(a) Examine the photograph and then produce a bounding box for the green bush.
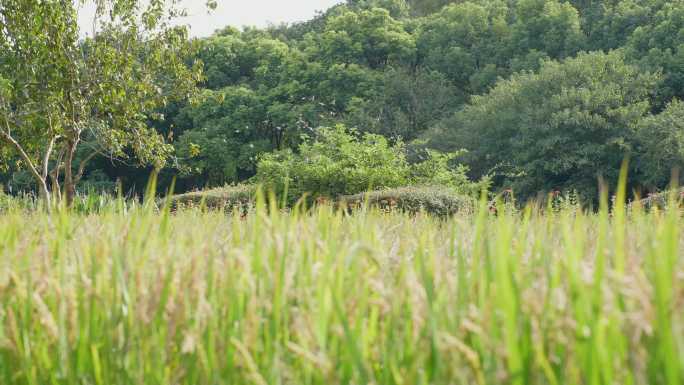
[167,184,255,212]
[341,185,475,217]
[254,125,482,203]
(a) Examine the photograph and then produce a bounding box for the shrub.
[254,125,481,203]
[340,185,475,216]
[166,184,255,212]
[410,149,487,194]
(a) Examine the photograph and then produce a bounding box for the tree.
[347,0,411,18]
[346,68,461,140]
[174,87,275,186]
[511,0,585,58]
[572,0,658,51]
[406,0,457,16]
[416,1,513,93]
[0,0,204,206]
[306,6,416,69]
[416,0,585,94]
[172,26,391,190]
[197,33,250,89]
[626,1,684,105]
[428,51,659,200]
[634,99,684,189]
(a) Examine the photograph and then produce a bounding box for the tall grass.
[0,195,682,384]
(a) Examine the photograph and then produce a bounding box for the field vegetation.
[0,186,683,385]
[1,1,684,384]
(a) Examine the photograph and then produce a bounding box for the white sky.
[78,0,345,38]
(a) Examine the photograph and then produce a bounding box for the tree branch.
[0,122,44,186]
[42,135,56,180]
[50,147,66,177]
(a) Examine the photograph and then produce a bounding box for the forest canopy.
[2,0,684,203]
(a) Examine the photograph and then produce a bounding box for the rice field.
[0,195,682,385]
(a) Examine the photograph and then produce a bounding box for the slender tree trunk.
[63,140,78,206]
[50,148,65,203]
[50,172,61,202]
[37,179,51,208]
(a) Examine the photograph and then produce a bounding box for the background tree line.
[2,0,684,203]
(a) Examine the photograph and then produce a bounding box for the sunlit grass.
[0,195,682,384]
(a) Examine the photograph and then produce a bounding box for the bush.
[340,185,475,217]
[167,184,255,212]
[254,125,482,203]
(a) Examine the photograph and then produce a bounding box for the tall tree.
[416,0,513,93]
[306,6,416,69]
[428,51,659,199]
[511,0,585,58]
[0,0,204,206]
[626,1,684,105]
[634,100,684,189]
[406,0,457,16]
[346,68,461,140]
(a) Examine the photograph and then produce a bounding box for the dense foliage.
[0,0,202,205]
[253,125,483,203]
[430,51,659,198]
[2,0,684,203]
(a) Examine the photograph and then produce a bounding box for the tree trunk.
[63,140,77,206]
[50,148,65,203]
[38,179,51,209]
[50,171,61,203]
